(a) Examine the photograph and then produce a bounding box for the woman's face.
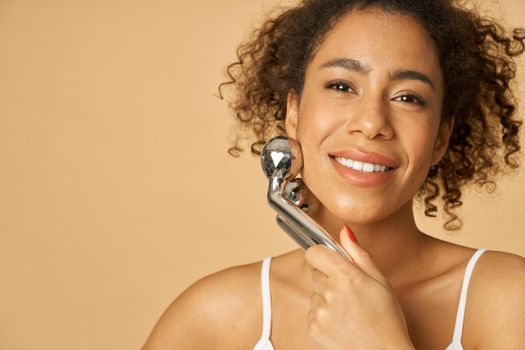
[285,8,452,225]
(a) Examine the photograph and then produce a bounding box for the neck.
[310,200,433,287]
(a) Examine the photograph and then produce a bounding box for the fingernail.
[344,224,357,243]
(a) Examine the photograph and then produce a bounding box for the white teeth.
[363,163,374,173]
[335,156,390,173]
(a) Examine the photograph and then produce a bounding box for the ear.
[431,118,454,166]
[285,90,299,139]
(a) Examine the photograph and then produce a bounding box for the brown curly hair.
[219,0,525,230]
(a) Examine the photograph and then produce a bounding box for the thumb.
[340,225,389,286]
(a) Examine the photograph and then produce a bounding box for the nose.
[345,98,394,140]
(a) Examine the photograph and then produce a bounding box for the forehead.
[309,8,442,86]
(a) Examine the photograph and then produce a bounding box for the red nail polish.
[344,224,358,243]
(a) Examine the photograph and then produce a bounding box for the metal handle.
[261,136,351,260]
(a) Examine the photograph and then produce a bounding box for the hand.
[304,226,415,350]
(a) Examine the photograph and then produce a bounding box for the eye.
[394,93,426,107]
[324,80,354,93]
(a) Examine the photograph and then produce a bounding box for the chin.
[304,174,410,226]
[337,207,391,225]
[316,194,393,226]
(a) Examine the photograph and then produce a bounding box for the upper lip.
[330,148,399,168]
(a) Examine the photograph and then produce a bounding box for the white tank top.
[253,248,487,350]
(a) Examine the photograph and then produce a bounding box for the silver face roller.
[261,136,350,259]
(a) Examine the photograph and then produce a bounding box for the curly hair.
[219,0,525,230]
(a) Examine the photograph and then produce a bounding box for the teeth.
[363,163,374,173]
[335,157,391,173]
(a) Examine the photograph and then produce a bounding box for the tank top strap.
[450,248,488,344]
[259,257,273,339]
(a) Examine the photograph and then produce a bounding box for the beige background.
[0,0,524,349]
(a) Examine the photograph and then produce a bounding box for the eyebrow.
[390,69,435,90]
[320,58,372,74]
[319,58,435,90]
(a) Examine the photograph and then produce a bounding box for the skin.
[142,8,525,350]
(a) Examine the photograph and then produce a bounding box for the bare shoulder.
[469,249,525,349]
[142,259,264,350]
[473,249,525,294]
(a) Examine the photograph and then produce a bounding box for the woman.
[143,0,525,349]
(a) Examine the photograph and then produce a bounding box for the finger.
[311,268,330,295]
[340,225,388,285]
[304,244,359,277]
[309,292,325,316]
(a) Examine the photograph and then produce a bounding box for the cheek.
[294,108,338,198]
[402,120,439,181]
[296,101,340,138]
[296,105,340,163]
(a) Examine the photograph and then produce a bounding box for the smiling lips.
[329,149,399,187]
[334,156,391,172]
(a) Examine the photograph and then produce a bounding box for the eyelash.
[394,93,427,107]
[324,80,354,93]
[323,80,426,107]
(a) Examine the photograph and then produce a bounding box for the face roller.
[261,136,351,259]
